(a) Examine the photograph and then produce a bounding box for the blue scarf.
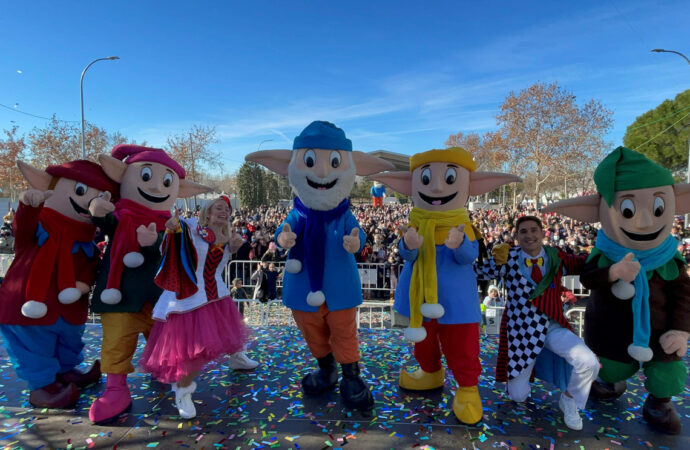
[290,197,351,292]
[595,230,678,349]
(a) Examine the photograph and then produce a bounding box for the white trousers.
[506,321,599,409]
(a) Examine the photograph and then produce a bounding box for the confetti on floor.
[0,324,688,449]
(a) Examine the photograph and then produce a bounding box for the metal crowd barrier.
[565,307,586,337]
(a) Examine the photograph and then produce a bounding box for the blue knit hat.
[293,121,352,151]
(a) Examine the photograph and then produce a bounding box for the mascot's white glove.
[659,330,690,357]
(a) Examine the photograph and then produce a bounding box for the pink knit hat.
[46,160,119,200]
[111,144,186,178]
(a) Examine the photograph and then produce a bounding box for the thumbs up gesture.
[444,224,465,249]
[343,228,361,253]
[609,252,640,283]
[402,226,424,250]
[137,222,158,247]
[277,223,297,249]
[89,191,115,217]
[165,209,181,231]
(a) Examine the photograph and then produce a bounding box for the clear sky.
[1,1,689,174]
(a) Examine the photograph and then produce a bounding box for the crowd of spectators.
[4,201,690,300]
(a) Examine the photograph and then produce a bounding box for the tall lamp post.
[652,48,690,226]
[80,56,119,159]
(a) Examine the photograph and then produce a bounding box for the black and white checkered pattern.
[504,248,549,379]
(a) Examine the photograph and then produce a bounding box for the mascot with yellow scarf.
[371,147,520,425]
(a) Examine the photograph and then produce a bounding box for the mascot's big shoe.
[452,385,483,425]
[399,367,445,391]
[89,374,132,424]
[29,381,80,408]
[339,362,374,413]
[57,360,102,388]
[643,394,681,435]
[590,380,627,400]
[302,353,338,395]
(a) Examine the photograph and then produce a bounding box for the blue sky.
[2,1,689,174]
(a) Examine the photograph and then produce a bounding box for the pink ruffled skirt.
[139,296,248,383]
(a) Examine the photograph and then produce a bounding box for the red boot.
[89,373,132,424]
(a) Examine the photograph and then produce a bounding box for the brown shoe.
[57,360,102,388]
[590,380,626,400]
[29,381,80,409]
[643,395,681,435]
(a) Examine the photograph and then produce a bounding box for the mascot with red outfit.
[0,160,117,408]
[87,144,211,424]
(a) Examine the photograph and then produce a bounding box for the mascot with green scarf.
[544,146,690,435]
[371,147,519,425]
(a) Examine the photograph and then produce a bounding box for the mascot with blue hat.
[246,121,393,414]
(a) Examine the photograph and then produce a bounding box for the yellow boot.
[452,385,483,425]
[399,367,445,391]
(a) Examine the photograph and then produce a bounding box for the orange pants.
[372,197,383,207]
[292,304,360,364]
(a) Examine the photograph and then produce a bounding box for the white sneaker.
[172,381,197,419]
[559,393,583,430]
[228,351,259,370]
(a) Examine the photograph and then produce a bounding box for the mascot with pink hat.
[0,160,117,408]
[87,144,211,424]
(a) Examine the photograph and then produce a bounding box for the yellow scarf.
[408,207,475,329]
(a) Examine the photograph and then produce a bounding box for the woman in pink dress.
[140,196,248,418]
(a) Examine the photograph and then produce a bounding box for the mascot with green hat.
[544,146,690,435]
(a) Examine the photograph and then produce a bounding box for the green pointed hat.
[594,146,674,207]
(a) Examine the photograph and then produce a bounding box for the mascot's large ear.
[674,183,690,214]
[245,150,292,177]
[17,161,52,190]
[368,171,412,196]
[178,180,213,198]
[98,154,128,182]
[542,195,601,223]
[352,151,395,176]
[469,172,522,196]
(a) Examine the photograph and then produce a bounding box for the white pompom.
[123,252,145,268]
[404,326,427,343]
[285,259,302,274]
[58,287,82,304]
[611,280,635,300]
[627,344,653,362]
[306,290,325,307]
[101,289,122,305]
[420,303,445,319]
[21,300,47,319]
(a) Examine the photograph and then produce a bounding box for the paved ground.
[0,325,688,449]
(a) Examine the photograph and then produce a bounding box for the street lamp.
[80,56,119,159]
[651,48,690,226]
[257,139,274,151]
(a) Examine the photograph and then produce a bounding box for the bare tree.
[166,125,221,183]
[496,82,612,206]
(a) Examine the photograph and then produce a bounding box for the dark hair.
[515,215,542,231]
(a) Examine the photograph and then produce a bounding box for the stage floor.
[0,325,688,449]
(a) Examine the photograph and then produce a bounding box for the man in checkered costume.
[475,215,599,430]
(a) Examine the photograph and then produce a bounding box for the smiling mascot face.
[288,148,356,211]
[410,161,471,211]
[542,146,690,251]
[17,160,118,223]
[119,161,181,212]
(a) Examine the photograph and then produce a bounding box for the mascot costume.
[371,147,519,425]
[544,147,690,435]
[0,160,117,408]
[370,181,386,207]
[245,121,393,414]
[88,144,211,424]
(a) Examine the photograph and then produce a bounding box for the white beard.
[288,153,356,211]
